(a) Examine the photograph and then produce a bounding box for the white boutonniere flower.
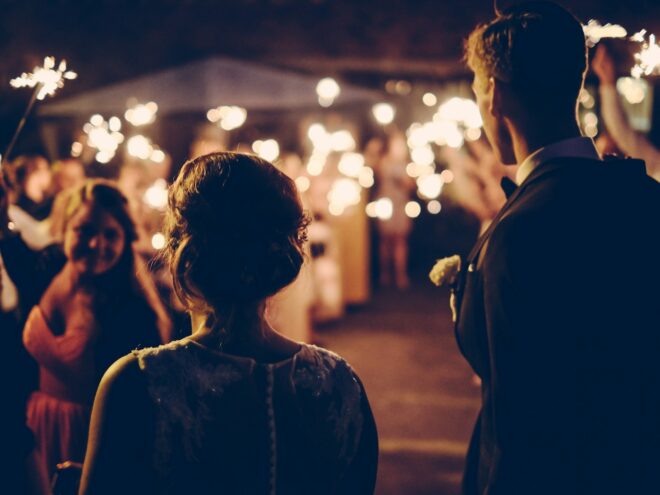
[429,255,462,323]
[429,255,461,287]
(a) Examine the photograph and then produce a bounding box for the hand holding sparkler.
[592,45,616,86]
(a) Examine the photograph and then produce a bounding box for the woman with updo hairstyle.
[0,179,170,478]
[80,152,378,495]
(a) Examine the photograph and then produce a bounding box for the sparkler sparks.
[631,29,647,43]
[402,95,482,208]
[583,20,627,47]
[2,56,77,167]
[630,31,660,79]
[83,114,124,164]
[10,57,77,100]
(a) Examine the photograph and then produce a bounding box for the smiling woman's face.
[64,204,126,275]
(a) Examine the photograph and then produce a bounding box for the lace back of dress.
[292,346,365,469]
[134,341,243,476]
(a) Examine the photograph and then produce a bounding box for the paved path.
[319,285,481,495]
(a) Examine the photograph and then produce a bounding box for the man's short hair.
[466,2,587,111]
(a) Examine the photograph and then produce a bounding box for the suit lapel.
[454,157,594,369]
[466,181,525,266]
[466,158,589,267]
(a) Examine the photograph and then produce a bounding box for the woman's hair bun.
[164,152,308,309]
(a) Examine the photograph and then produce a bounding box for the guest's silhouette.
[80,152,378,495]
[457,3,660,494]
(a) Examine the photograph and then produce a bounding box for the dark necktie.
[500,176,518,199]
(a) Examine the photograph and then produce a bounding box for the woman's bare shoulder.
[95,353,147,407]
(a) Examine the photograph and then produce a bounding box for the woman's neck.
[190,307,267,344]
[188,306,301,359]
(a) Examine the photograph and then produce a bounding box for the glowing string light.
[427,200,442,214]
[338,152,365,178]
[207,105,247,130]
[84,114,124,164]
[252,139,280,162]
[125,101,158,126]
[151,233,166,250]
[616,77,648,104]
[366,198,393,220]
[372,103,396,125]
[295,176,311,192]
[417,174,444,199]
[127,135,154,160]
[316,78,341,107]
[144,179,169,210]
[405,201,422,218]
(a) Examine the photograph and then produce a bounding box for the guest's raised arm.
[593,45,660,179]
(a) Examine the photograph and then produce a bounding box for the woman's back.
[80,152,378,494]
[82,339,377,495]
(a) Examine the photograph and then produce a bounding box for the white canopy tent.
[39,56,380,116]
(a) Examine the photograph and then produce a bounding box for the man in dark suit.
[457,3,660,494]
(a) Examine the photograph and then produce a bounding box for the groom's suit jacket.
[455,156,660,495]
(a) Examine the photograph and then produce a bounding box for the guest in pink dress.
[1,180,170,477]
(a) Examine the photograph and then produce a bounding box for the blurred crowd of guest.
[2,42,659,491]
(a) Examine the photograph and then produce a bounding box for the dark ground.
[319,283,480,495]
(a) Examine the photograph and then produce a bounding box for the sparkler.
[583,20,627,47]
[630,31,660,79]
[2,57,77,170]
[84,114,124,164]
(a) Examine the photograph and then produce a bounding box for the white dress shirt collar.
[516,136,601,185]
